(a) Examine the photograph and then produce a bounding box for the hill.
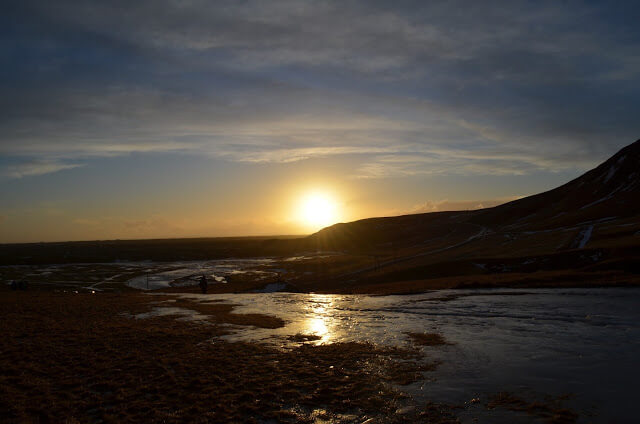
[2,140,639,293]
[291,139,640,292]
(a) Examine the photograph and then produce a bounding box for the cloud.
[408,197,523,213]
[21,0,637,81]
[216,146,393,164]
[1,160,84,179]
[349,141,602,179]
[1,0,639,179]
[121,216,185,236]
[65,214,302,240]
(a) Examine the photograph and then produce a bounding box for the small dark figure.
[9,280,18,291]
[199,275,208,294]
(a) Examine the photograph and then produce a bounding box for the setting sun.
[298,192,339,230]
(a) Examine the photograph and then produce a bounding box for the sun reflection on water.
[302,294,338,344]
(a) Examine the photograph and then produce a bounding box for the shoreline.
[0,290,455,423]
[2,288,596,423]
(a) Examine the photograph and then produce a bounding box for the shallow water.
[174,288,640,422]
[126,258,273,290]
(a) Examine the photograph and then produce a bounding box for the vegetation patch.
[147,296,285,329]
[487,392,578,424]
[0,290,448,423]
[406,332,450,346]
[287,333,322,343]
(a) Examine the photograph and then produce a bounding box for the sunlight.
[297,191,339,230]
[303,295,335,343]
[307,316,329,338]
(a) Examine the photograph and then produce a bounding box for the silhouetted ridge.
[470,139,640,229]
[309,138,640,250]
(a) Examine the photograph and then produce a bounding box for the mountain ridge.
[312,139,640,246]
[2,140,639,294]
[294,139,640,292]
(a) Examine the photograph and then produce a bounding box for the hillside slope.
[2,140,639,293]
[471,139,640,230]
[295,139,640,292]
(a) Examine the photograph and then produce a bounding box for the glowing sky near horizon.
[1,1,640,242]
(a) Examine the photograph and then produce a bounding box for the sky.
[1,0,639,243]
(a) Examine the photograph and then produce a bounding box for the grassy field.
[0,289,457,423]
[1,287,584,423]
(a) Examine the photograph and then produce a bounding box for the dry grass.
[405,332,450,346]
[0,290,451,423]
[287,333,322,343]
[151,296,285,328]
[339,269,640,295]
[487,392,578,424]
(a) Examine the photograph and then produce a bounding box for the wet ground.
[125,258,276,290]
[3,258,639,422]
[0,258,284,292]
[154,288,640,423]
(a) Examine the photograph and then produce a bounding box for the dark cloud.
[1,0,639,177]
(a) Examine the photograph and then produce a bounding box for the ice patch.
[126,259,272,290]
[132,306,208,321]
[201,288,640,423]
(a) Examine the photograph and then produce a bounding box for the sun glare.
[298,192,338,230]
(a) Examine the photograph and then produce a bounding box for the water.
[126,258,274,290]
[169,288,640,422]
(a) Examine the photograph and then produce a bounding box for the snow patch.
[604,165,617,183]
[603,155,626,183]
[580,195,612,210]
[577,225,594,249]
